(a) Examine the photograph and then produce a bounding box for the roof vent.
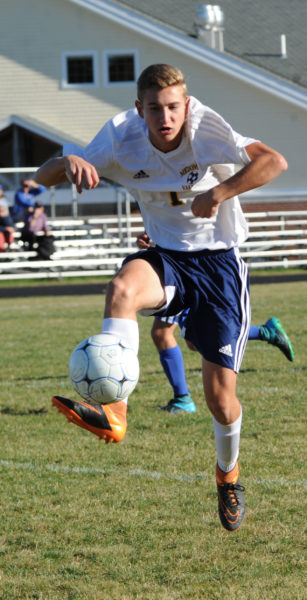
[194,4,224,51]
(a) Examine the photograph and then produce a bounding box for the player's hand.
[136,232,151,249]
[191,189,220,219]
[64,155,99,194]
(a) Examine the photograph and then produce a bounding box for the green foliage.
[0,282,306,599]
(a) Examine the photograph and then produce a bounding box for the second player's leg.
[151,319,178,350]
[151,319,196,413]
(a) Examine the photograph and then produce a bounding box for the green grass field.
[1,281,306,599]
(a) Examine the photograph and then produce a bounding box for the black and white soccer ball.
[69,333,139,404]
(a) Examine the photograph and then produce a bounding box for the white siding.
[0,0,306,187]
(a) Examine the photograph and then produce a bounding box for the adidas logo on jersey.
[133,170,150,179]
[218,344,233,357]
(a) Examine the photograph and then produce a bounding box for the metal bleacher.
[240,210,307,269]
[0,214,144,280]
[0,210,306,281]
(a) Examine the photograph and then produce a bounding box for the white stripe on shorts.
[233,247,251,372]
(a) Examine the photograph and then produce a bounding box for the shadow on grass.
[1,407,48,416]
[240,365,305,373]
[0,374,68,382]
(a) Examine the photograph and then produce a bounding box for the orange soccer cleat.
[52,395,127,443]
[216,462,246,531]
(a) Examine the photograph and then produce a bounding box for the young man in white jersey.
[35,64,288,531]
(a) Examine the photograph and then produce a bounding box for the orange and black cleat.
[52,395,127,443]
[216,462,245,531]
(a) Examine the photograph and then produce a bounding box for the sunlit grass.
[0,281,306,599]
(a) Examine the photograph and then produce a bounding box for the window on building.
[103,50,138,85]
[67,56,93,84]
[62,52,98,88]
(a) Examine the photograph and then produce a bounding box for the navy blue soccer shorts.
[123,245,250,372]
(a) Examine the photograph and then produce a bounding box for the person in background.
[21,201,51,249]
[21,201,54,259]
[0,184,9,210]
[11,179,46,223]
[0,201,15,252]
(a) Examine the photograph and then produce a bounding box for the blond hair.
[137,64,187,101]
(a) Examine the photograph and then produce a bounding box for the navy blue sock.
[159,345,189,397]
[248,325,260,340]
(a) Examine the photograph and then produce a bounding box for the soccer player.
[35,64,288,530]
[152,313,295,413]
[137,233,295,414]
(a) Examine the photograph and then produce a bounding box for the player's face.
[136,85,189,152]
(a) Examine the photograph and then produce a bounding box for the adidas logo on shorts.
[218,344,233,357]
[133,170,150,179]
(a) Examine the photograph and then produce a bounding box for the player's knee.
[151,330,169,351]
[106,276,137,311]
[151,324,175,351]
[205,390,238,424]
[151,326,163,347]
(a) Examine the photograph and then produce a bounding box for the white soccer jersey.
[64,96,257,251]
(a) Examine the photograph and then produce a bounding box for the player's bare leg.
[53,259,166,443]
[202,360,240,424]
[202,360,245,531]
[151,320,178,350]
[104,258,166,319]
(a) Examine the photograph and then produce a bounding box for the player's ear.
[135,100,144,118]
[185,96,190,117]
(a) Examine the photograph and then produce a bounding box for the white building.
[1,0,307,194]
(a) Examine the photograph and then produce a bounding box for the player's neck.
[148,129,184,153]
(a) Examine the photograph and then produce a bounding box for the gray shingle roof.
[115,0,307,89]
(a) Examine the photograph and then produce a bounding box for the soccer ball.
[69,333,139,404]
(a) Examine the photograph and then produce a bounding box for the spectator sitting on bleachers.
[0,184,9,210]
[11,179,46,223]
[21,201,55,259]
[0,200,15,252]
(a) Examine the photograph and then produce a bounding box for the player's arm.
[23,179,41,189]
[35,155,100,194]
[191,142,288,218]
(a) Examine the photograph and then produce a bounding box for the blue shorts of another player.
[156,308,190,329]
[123,246,250,372]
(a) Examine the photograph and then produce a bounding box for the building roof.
[67,0,307,109]
[114,0,307,90]
[0,115,85,147]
